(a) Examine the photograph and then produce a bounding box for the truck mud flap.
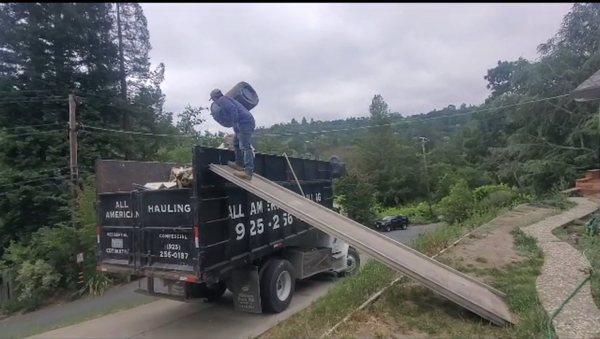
[228,266,262,313]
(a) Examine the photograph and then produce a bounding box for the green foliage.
[334,170,377,225]
[14,259,61,309]
[0,223,107,312]
[436,180,474,223]
[586,212,600,237]
[378,201,436,224]
[176,105,207,140]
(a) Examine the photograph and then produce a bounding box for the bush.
[478,190,516,210]
[379,201,437,224]
[473,184,521,211]
[473,183,513,202]
[1,223,112,313]
[15,259,61,309]
[436,180,474,223]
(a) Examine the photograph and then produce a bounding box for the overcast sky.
[142,3,572,133]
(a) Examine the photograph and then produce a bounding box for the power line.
[0,96,66,104]
[74,93,574,140]
[0,89,61,94]
[60,92,577,143]
[80,124,196,138]
[1,122,63,131]
[255,94,572,137]
[0,129,65,137]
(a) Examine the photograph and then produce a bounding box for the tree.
[334,170,376,224]
[176,105,206,140]
[0,3,170,251]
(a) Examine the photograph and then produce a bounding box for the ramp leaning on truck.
[210,164,514,326]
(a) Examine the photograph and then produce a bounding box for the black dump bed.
[97,147,342,282]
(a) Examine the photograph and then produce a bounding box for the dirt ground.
[439,204,556,277]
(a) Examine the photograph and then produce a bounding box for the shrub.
[1,223,112,313]
[15,259,61,309]
[436,180,474,223]
[379,201,437,224]
[477,190,516,210]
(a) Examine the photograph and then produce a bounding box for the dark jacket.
[212,95,255,133]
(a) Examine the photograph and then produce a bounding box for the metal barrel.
[225,82,259,110]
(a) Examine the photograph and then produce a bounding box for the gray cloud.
[142,3,572,133]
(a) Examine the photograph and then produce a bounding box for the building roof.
[572,68,600,102]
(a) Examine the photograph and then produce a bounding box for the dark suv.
[374,215,410,232]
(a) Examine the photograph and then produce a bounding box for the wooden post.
[69,93,79,228]
[418,136,433,215]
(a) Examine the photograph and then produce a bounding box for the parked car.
[374,215,410,232]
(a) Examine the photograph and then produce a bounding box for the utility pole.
[418,136,433,215]
[68,93,79,228]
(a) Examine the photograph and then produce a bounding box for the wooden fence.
[0,270,15,304]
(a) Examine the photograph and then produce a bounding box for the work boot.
[233,170,253,180]
[227,161,244,172]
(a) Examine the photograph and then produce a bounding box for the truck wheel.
[188,281,227,302]
[344,247,361,276]
[260,259,295,313]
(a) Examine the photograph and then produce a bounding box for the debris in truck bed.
[143,181,178,190]
[170,166,194,188]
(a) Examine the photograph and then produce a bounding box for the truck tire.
[260,259,295,313]
[342,246,360,276]
[188,281,227,302]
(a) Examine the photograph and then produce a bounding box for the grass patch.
[262,261,394,338]
[413,207,505,255]
[334,228,553,338]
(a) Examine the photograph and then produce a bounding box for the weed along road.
[29,224,440,339]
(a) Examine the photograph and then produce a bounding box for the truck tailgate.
[138,189,196,271]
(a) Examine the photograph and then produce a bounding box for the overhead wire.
[73,93,574,140]
[1,122,63,131]
[0,129,66,137]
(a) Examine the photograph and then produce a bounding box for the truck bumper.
[97,264,200,283]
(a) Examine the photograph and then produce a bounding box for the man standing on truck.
[210,89,256,180]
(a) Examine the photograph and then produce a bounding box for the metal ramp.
[210,164,514,325]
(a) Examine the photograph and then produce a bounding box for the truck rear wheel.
[339,246,360,277]
[260,259,295,313]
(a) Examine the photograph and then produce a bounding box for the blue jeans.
[234,130,254,175]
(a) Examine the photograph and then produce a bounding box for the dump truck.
[96,146,358,313]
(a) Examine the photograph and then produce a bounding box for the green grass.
[263,261,395,338]
[413,207,505,255]
[334,228,553,339]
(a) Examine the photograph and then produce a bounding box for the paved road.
[383,223,443,245]
[31,275,338,339]
[23,224,441,339]
[0,280,155,339]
